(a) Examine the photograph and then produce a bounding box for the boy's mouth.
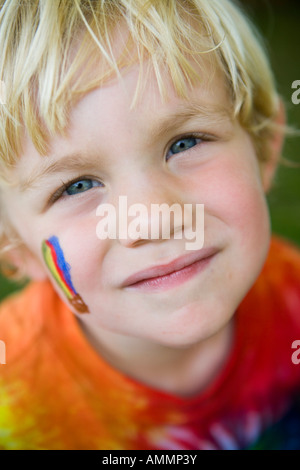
[122,247,219,292]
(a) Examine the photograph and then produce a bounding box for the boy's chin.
[134,305,236,350]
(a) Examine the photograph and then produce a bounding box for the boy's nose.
[113,175,185,248]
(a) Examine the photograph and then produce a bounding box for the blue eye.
[65,179,102,196]
[167,137,200,159]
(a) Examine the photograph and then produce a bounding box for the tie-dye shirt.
[0,237,300,450]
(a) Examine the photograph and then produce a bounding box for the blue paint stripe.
[48,236,77,295]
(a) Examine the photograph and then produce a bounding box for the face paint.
[42,236,89,314]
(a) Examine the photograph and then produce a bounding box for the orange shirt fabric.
[0,236,300,450]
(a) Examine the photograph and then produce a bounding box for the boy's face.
[4,58,272,348]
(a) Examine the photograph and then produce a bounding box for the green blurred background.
[246,0,300,244]
[0,0,299,301]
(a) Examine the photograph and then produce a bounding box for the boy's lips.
[122,247,219,290]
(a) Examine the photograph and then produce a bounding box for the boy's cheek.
[197,160,271,261]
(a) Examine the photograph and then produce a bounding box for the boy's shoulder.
[236,235,300,391]
[0,280,60,364]
[268,235,300,269]
[243,235,300,328]
[263,236,300,298]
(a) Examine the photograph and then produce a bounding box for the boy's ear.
[260,99,286,193]
[5,245,48,281]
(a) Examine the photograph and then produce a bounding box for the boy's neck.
[77,318,234,398]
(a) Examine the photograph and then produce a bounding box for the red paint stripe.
[46,240,76,297]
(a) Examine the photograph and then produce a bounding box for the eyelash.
[166,132,212,160]
[48,133,213,204]
[48,176,104,204]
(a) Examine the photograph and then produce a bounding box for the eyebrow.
[19,154,97,192]
[19,102,233,192]
[152,102,233,140]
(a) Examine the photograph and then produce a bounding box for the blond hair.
[0,0,281,275]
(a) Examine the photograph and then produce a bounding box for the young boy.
[0,0,300,450]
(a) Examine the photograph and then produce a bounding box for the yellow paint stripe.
[43,243,73,300]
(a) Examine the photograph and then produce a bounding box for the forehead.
[15,56,232,173]
[72,55,229,125]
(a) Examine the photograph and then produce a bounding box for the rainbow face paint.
[42,236,89,314]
